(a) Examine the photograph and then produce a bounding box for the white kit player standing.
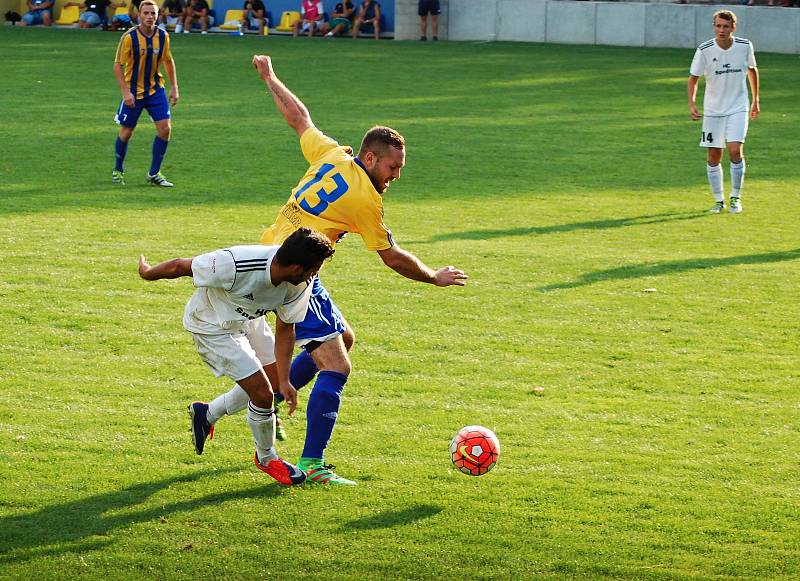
[688,10,760,214]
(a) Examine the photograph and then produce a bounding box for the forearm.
[114,63,131,96]
[264,74,312,134]
[164,58,178,90]
[687,76,698,107]
[274,319,296,386]
[379,245,436,284]
[749,68,759,102]
[139,257,193,280]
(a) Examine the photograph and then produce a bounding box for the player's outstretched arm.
[252,54,313,137]
[138,255,193,280]
[377,245,468,287]
[274,318,299,416]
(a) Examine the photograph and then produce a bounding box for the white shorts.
[700,111,748,148]
[191,317,276,382]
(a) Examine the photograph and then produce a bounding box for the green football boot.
[297,457,357,486]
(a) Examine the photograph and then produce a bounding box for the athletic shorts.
[418,0,440,16]
[163,15,181,25]
[191,317,277,381]
[700,111,748,148]
[115,87,171,128]
[329,16,351,32]
[79,11,102,25]
[22,9,50,24]
[295,276,346,348]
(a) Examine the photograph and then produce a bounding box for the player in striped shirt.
[138,227,335,485]
[688,10,759,214]
[112,0,179,187]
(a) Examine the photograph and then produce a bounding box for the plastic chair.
[55,4,80,24]
[219,9,244,30]
[274,10,299,32]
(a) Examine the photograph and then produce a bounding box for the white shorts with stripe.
[191,317,276,382]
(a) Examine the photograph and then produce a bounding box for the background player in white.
[138,227,335,486]
[688,10,759,214]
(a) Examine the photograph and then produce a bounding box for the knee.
[157,126,171,141]
[342,327,355,352]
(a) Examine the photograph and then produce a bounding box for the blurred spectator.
[19,0,53,26]
[321,0,353,37]
[241,0,267,34]
[351,0,380,40]
[111,0,141,30]
[418,0,438,41]
[177,0,212,33]
[159,0,183,28]
[64,0,125,28]
[293,0,324,37]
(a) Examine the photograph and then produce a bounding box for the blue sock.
[275,350,319,405]
[114,137,128,172]
[301,370,347,459]
[149,136,169,176]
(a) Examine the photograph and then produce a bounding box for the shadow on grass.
[340,504,442,531]
[421,211,705,243]
[538,248,800,291]
[0,468,282,564]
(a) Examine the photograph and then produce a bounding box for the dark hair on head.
[357,126,405,158]
[275,227,335,270]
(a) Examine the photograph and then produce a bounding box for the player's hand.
[433,265,468,287]
[123,90,135,108]
[252,54,273,81]
[169,87,179,106]
[689,104,701,121]
[138,255,153,279]
[750,100,760,120]
[278,382,298,416]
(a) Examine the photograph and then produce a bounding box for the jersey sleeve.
[191,249,236,290]
[300,127,341,165]
[689,48,704,77]
[352,199,394,251]
[114,33,132,65]
[276,282,313,324]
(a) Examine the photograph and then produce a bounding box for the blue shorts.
[295,277,346,348]
[113,14,133,24]
[22,9,50,24]
[79,11,102,25]
[115,87,171,128]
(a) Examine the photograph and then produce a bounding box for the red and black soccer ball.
[450,425,500,476]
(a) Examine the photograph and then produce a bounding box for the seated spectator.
[351,0,379,40]
[110,0,141,30]
[64,0,124,28]
[159,0,183,28]
[241,0,267,35]
[320,0,353,37]
[177,0,212,33]
[19,0,53,26]
[292,0,324,37]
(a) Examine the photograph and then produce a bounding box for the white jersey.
[690,37,756,117]
[183,245,312,335]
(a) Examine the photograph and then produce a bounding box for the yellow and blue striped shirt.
[114,26,172,100]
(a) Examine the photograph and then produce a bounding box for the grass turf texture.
[1,27,799,579]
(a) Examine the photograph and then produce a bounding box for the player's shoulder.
[733,36,752,46]
[697,38,715,51]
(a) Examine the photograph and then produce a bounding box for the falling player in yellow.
[189,54,468,486]
[112,0,179,187]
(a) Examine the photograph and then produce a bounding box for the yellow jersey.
[114,26,172,100]
[261,127,394,252]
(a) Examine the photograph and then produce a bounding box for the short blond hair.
[713,10,736,25]
[140,0,159,11]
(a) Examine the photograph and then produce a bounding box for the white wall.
[442,0,800,54]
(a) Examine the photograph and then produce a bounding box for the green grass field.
[1,27,799,579]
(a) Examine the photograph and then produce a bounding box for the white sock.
[207,384,249,423]
[248,402,278,464]
[707,163,724,202]
[730,159,745,198]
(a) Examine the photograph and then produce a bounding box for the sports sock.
[730,159,745,198]
[114,137,128,172]
[208,384,249,423]
[248,402,278,464]
[301,370,348,459]
[707,163,724,202]
[149,136,169,176]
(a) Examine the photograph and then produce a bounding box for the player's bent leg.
[188,401,215,455]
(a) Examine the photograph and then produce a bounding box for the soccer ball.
[450,425,500,476]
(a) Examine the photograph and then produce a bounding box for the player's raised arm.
[252,54,313,137]
[138,255,193,280]
[377,245,468,287]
